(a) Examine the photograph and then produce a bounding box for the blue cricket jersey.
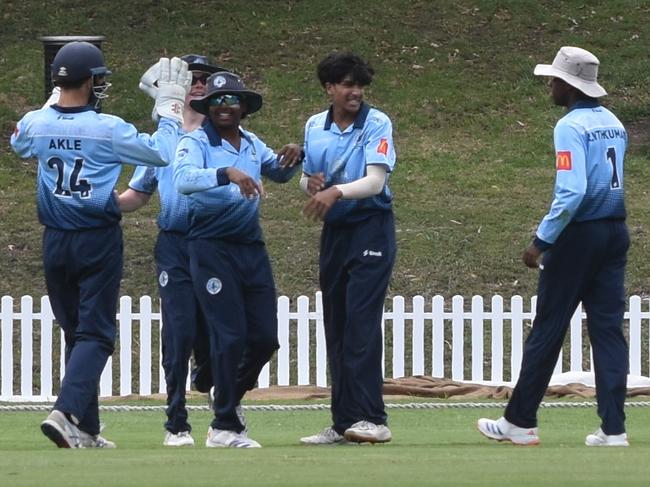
[536,101,627,246]
[173,120,299,242]
[303,102,396,224]
[10,104,179,230]
[128,125,190,233]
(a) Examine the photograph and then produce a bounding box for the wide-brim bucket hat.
[533,46,607,98]
[180,54,228,74]
[190,71,263,116]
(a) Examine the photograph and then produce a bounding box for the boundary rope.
[2,401,650,412]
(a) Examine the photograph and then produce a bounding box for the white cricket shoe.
[585,428,629,447]
[205,427,261,448]
[40,410,83,448]
[164,430,195,447]
[77,429,116,448]
[344,421,392,444]
[477,417,540,446]
[300,427,348,445]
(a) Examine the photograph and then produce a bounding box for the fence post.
[296,295,310,385]
[392,296,405,378]
[451,295,464,381]
[570,303,583,372]
[432,295,445,378]
[490,296,504,383]
[470,295,484,382]
[40,297,54,398]
[139,296,153,396]
[629,295,642,376]
[510,295,524,382]
[412,296,425,376]
[20,296,34,397]
[1,296,14,398]
[315,291,327,387]
[276,296,290,386]
[158,300,165,394]
[118,296,132,396]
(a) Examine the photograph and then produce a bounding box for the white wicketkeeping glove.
[138,60,160,100]
[42,86,61,109]
[152,57,191,124]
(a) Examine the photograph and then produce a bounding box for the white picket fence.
[1,293,649,401]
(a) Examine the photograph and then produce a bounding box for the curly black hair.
[317,52,374,87]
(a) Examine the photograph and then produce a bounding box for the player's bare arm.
[118,188,152,212]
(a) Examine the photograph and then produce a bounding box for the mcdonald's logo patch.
[556,151,572,171]
[377,138,389,156]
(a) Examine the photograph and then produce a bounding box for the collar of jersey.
[324,102,369,131]
[203,119,252,148]
[51,104,96,113]
[568,100,601,112]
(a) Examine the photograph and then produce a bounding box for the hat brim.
[187,63,229,74]
[534,64,607,98]
[190,90,263,116]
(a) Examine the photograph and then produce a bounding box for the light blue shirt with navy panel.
[128,125,191,234]
[173,120,299,242]
[303,102,396,224]
[10,104,179,230]
[535,101,627,249]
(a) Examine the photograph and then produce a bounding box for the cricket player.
[173,71,303,448]
[478,46,630,447]
[299,52,397,445]
[119,54,227,447]
[10,41,190,448]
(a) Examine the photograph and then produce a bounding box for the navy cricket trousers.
[505,219,630,434]
[43,225,122,436]
[188,238,279,433]
[320,211,396,434]
[156,231,209,434]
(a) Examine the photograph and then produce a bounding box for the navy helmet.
[51,41,111,83]
[51,41,112,111]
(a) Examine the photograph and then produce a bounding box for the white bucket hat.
[533,46,607,98]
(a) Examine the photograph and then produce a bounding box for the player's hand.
[306,173,326,195]
[303,186,342,221]
[139,60,160,100]
[226,167,264,199]
[276,144,303,168]
[153,57,191,124]
[522,243,543,269]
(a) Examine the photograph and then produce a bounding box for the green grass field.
[1,401,650,486]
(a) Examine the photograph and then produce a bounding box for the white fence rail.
[1,294,649,401]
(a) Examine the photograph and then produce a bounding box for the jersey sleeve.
[111,117,181,167]
[302,118,314,177]
[536,123,588,245]
[10,112,36,158]
[363,115,396,172]
[172,135,218,195]
[128,165,158,194]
